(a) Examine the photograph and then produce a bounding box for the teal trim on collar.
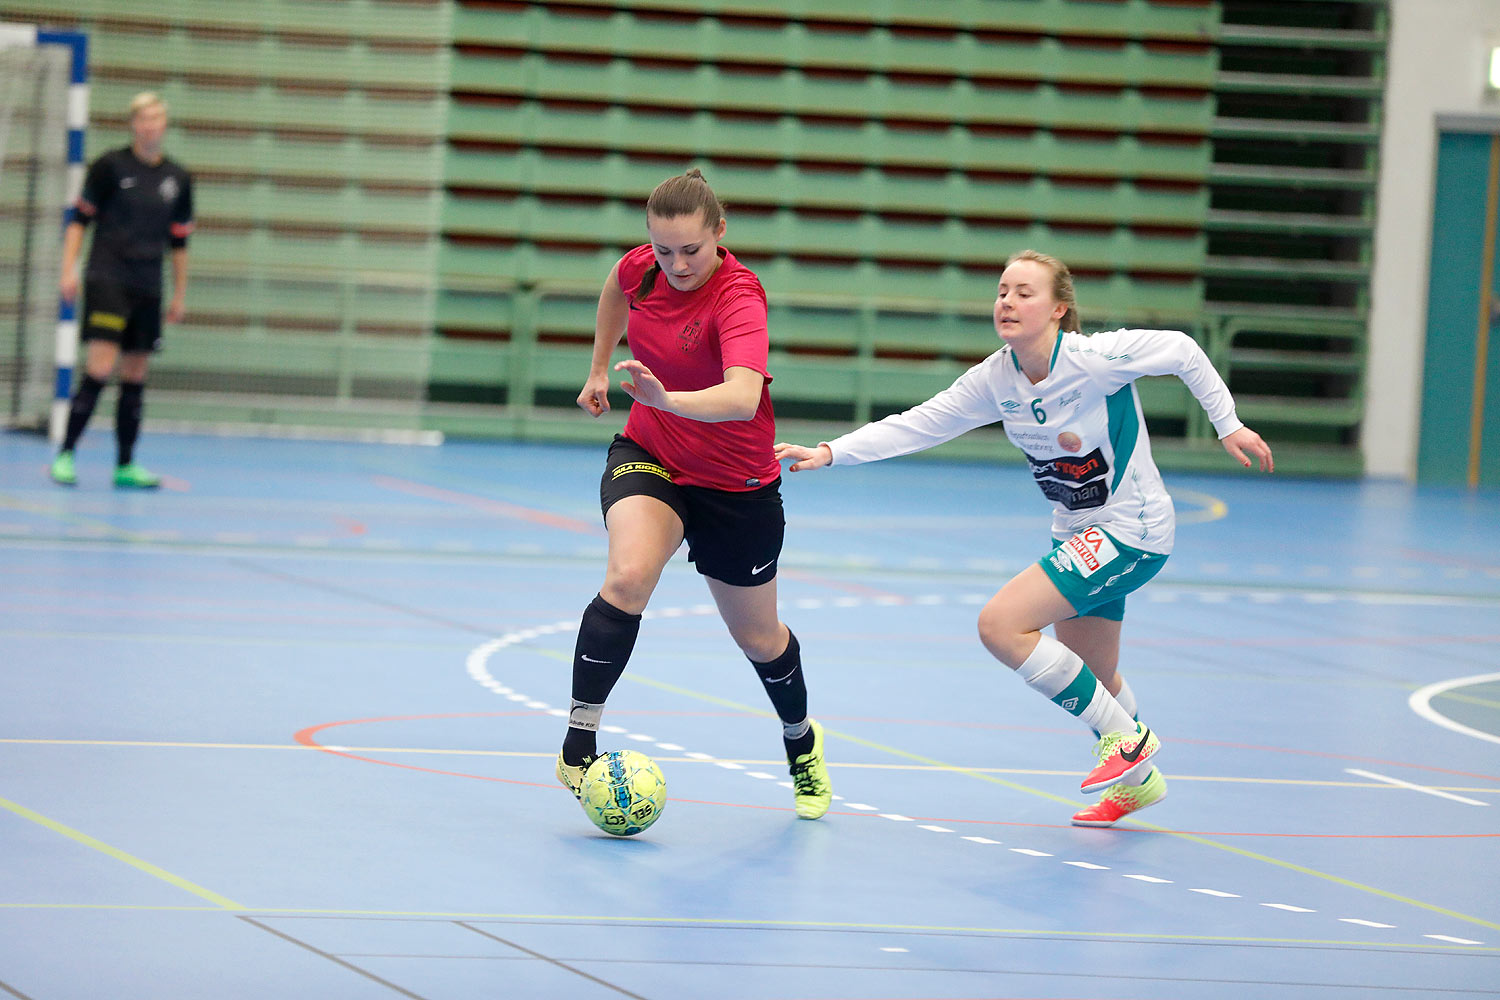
[1008,333,1063,377]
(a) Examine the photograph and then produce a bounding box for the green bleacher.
[1195,0,1384,471]
[437,0,1226,458]
[7,0,1382,473]
[8,0,450,430]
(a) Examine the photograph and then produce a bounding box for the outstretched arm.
[773,442,832,472]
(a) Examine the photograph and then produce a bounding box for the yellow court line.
[0,795,245,911]
[1167,486,1229,524]
[6,738,1496,796]
[0,902,1492,953]
[1436,689,1500,711]
[616,670,1500,933]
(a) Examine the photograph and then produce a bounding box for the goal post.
[0,24,86,441]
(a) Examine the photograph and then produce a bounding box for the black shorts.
[600,435,785,587]
[81,280,162,353]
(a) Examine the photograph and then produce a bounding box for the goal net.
[0,32,68,432]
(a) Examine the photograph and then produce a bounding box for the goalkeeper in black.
[52,91,193,488]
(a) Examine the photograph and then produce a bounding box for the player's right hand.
[773,442,833,472]
[59,272,79,304]
[577,373,611,417]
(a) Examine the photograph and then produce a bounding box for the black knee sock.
[561,593,642,766]
[752,630,814,758]
[62,374,106,453]
[116,380,145,466]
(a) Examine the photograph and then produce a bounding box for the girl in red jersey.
[556,169,833,821]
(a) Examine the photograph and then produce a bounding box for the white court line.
[1345,768,1490,807]
[1408,672,1500,746]
[466,615,1489,949]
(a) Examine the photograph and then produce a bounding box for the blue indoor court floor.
[1,429,1497,999]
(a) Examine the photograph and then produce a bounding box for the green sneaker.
[50,451,76,486]
[1072,767,1168,827]
[113,462,161,489]
[788,719,833,819]
[556,751,594,801]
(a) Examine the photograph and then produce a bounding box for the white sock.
[1114,676,1138,720]
[1015,634,1137,737]
[1111,676,1154,785]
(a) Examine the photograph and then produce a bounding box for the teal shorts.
[1038,526,1168,622]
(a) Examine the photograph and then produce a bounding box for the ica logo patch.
[1063,527,1119,578]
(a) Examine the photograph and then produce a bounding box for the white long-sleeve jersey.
[825,328,1244,555]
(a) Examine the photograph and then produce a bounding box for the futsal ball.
[580,750,667,837]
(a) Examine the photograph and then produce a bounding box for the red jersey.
[616,244,780,491]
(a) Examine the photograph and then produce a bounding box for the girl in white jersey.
[775,250,1273,827]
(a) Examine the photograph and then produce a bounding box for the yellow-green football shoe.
[1082,721,1161,793]
[788,719,832,819]
[556,751,593,801]
[1072,767,1167,827]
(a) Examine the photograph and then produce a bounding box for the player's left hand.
[1222,426,1273,472]
[166,294,186,324]
[615,359,672,412]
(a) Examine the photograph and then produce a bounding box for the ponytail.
[635,168,725,304]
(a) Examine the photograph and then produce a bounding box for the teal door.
[1420,124,1500,488]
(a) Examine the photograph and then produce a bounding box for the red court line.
[294,713,1498,837]
[293,712,797,813]
[371,475,603,536]
[808,715,1500,784]
[779,567,912,602]
[1130,633,1500,650]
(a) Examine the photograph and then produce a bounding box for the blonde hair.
[128,92,166,118]
[1005,248,1079,334]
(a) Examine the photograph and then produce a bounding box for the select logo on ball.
[579,749,667,837]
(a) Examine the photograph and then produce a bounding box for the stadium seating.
[4,0,1381,472]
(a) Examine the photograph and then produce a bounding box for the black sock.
[62,373,106,453]
[116,380,144,466]
[561,593,642,766]
[752,630,814,758]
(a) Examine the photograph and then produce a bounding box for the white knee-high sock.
[1015,634,1137,737]
[1114,675,1138,720]
[1110,675,1154,784]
